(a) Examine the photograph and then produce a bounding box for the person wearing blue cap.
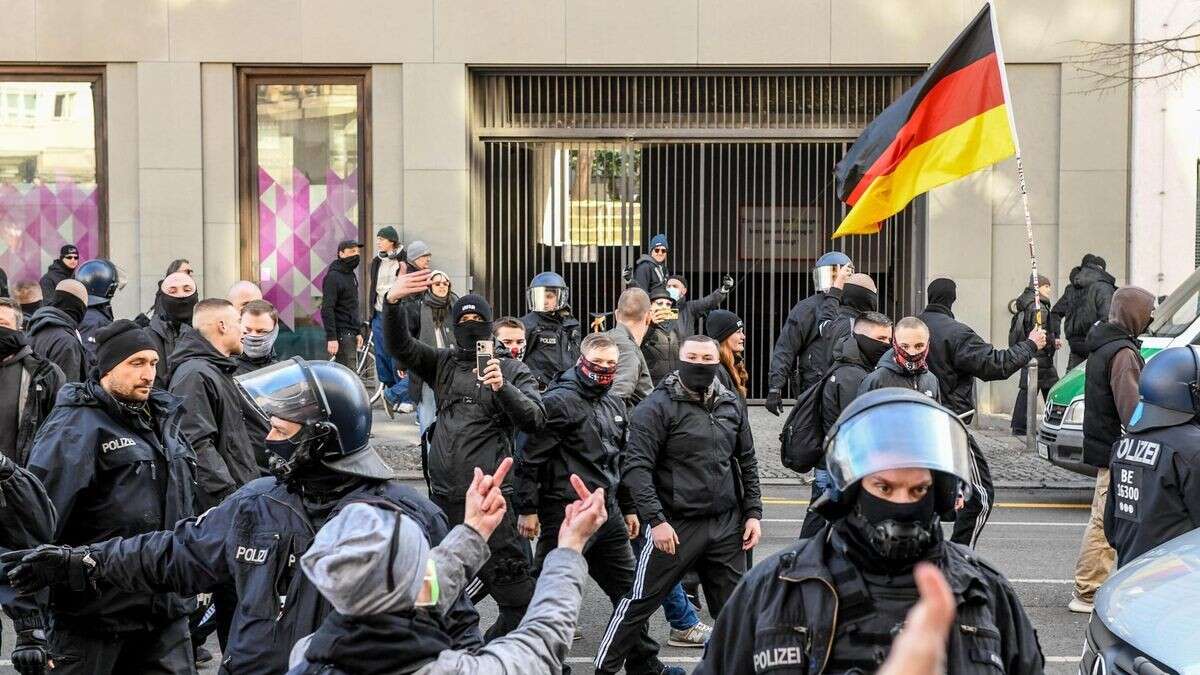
[631,234,669,292]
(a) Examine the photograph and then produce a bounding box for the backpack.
[779,367,832,473]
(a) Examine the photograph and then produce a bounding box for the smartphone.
[476,340,494,380]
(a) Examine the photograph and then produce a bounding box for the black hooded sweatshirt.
[27,305,89,382]
[1064,263,1117,354]
[320,257,361,339]
[38,259,73,298]
[858,348,941,401]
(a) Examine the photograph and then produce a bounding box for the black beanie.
[95,319,159,376]
[704,310,743,343]
[452,294,493,325]
[60,244,78,258]
[648,284,673,303]
[927,278,957,308]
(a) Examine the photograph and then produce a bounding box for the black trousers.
[949,433,995,548]
[594,509,746,674]
[432,492,535,641]
[1011,363,1060,434]
[533,502,657,665]
[333,332,358,370]
[48,617,196,675]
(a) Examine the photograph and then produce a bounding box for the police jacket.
[85,477,483,675]
[6,348,65,466]
[147,313,189,389]
[515,367,632,515]
[1105,423,1200,567]
[622,373,762,527]
[673,287,729,340]
[168,329,260,505]
[696,527,1044,675]
[821,335,875,430]
[857,349,941,401]
[383,301,545,498]
[918,304,1035,417]
[1083,322,1143,467]
[1064,263,1116,354]
[78,304,113,360]
[26,382,196,632]
[769,292,833,394]
[320,257,361,339]
[520,310,582,390]
[631,254,666,292]
[38,260,72,299]
[27,305,89,382]
[0,460,57,634]
[641,320,680,385]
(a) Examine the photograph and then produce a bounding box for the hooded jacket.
[27,305,89,382]
[821,334,878,430]
[2,348,65,466]
[622,373,762,527]
[919,304,1035,417]
[147,311,190,389]
[858,348,941,401]
[38,259,73,298]
[0,460,57,635]
[168,329,260,504]
[26,381,196,632]
[1082,287,1155,467]
[631,253,667,292]
[1064,263,1117,353]
[769,291,833,394]
[382,301,545,498]
[520,310,582,390]
[321,257,361,339]
[84,478,482,675]
[695,525,1044,674]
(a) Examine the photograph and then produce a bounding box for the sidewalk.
[369,407,1093,489]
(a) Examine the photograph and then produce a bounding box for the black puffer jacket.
[168,330,259,506]
[6,348,66,466]
[622,373,761,527]
[821,334,877,430]
[27,306,89,382]
[0,458,57,635]
[26,381,196,632]
[631,253,666,292]
[697,526,1045,674]
[769,291,833,394]
[1009,287,1057,369]
[919,304,1035,417]
[1064,263,1117,355]
[858,349,942,401]
[641,320,681,385]
[320,257,361,339]
[515,367,632,514]
[147,313,191,389]
[38,259,73,298]
[382,302,545,498]
[520,310,582,390]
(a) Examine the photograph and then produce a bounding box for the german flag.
[832,4,1014,238]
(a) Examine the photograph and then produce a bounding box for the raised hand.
[464,457,513,540]
[386,262,434,303]
[558,475,608,552]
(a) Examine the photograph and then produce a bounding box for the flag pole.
[988,0,1042,449]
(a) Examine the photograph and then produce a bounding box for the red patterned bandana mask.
[578,356,617,388]
[892,339,929,373]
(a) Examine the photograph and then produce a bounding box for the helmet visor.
[528,286,569,312]
[824,401,973,491]
[235,357,328,424]
[812,266,837,292]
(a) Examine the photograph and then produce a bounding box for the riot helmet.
[236,357,393,482]
[527,271,570,313]
[812,251,853,293]
[1128,346,1200,433]
[75,259,121,307]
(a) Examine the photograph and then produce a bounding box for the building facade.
[0,0,1133,410]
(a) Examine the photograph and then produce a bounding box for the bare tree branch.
[1070,19,1200,92]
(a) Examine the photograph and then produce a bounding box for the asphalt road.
[0,484,1091,674]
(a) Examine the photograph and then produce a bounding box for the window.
[239,68,370,360]
[0,68,106,288]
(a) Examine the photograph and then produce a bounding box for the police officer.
[0,453,57,675]
[766,251,853,415]
[74,259,122,360]
[514,332,659,665]
[520,271,582,390]
[697,389,1044,674]
[20,319,197,674]
[1104,346,1200,567]
[5,358,483,675]
[383,288,544,639]
[595,334,762,675]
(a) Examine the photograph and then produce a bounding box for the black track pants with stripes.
[594,509,746,674]
[950,433,994,547]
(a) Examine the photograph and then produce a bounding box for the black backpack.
[779,367,832,473]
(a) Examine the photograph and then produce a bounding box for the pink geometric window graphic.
[258,167,359,330]
[0,179,99,284]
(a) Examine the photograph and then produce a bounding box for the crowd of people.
[0,228,1192,675]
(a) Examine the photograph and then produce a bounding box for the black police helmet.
[75,259,120,307]
[1128,346,1200,433]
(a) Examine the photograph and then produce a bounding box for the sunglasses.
[652,247,667,253]
[63,255,79,260]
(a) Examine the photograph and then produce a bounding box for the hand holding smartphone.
[476,340,494,380]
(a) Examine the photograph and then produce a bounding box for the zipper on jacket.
[778,573,839,674]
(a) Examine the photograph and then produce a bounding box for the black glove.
[765,389,783,416]
[2,545,97,595]
[11,629,48,675]
[0,451,14,480]
[720,274,735,293]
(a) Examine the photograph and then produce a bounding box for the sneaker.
[667,621,712,647]
[194,646,214,665]
[398,402,415,414]
[1068,597,1094,614]
[381,395,397,420]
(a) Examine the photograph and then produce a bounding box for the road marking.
[761,519,1085,527]
[762,498,1089,510]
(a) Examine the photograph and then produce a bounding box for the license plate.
[1037,442,1049,459]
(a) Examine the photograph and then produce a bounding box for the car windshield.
[1147,267,1200,338]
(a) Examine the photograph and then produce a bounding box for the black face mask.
[842,284,879,313]
[845,490,939,566]
[341,255,361,270]
[50,291,86,325]
[266,437,300,462]
[678,361,717,393]
[159,292,198,325]
[20,300,42,316]
[854,332,890,367]
[0,326,28,359]
[454,321,494,361]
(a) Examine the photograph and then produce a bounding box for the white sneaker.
[667,621,712,647]
[398,402,415,414]
[1068,597,1094,614]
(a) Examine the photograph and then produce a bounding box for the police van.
[1039,266,1200,475]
